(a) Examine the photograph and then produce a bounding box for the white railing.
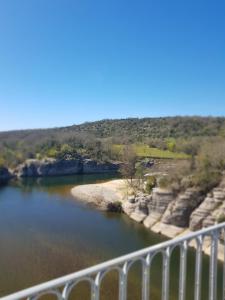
[1,223,225,300]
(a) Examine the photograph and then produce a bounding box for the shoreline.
[71,179,224,261]
[71,179,127,210]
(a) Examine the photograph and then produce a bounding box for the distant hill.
[1,116,225,141]
[70,116,225,138]
[0,116,225,167]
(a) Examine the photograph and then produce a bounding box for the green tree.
[145,176,157,194]
[166,139,176,152]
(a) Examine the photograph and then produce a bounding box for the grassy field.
[112,144,189,159]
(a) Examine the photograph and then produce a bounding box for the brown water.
[0,175,223,300]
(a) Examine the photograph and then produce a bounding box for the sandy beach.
[71,179,128,210]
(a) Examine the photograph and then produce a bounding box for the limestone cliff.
[70,177,225,260]
[122,177,225,235]
[190,186,225,230]
[162,188,205,227]
[14,158,120,177]
[143,188,174,228]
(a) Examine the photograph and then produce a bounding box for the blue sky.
[0,0,224,131]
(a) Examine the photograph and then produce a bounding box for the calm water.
[0,175,223,300]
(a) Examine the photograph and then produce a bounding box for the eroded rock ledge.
[13,158,120,177]
[71,178,225,260]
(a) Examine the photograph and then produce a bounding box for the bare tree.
[119,145,137,183]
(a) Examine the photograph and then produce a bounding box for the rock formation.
[14,158,120,177]
[162,188,205,227]
[0,167,13,185]
[122,193,151,223]
[190,187,225,230]
[143,188,174,228]
[70,177,225,260]
[121,180,225,242]
[82,159,120,174]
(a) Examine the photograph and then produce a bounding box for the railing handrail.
[1,222,225,300]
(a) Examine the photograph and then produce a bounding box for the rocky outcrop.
[71,176,225,234]
[123,186,209,233]
[122,182,225,239]
[0,167,13,185]
[190,187,225,230]
[122,193,151,223]
[143,188,174,228]
[83,159,120,173]
[162,188,205,228]
[14,158,120,177]
[14,158,83,177]
[71,177,225,261]
[151,222,186,238]
[122,188,174,226]
[122,196,138,215]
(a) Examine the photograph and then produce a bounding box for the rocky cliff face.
[162,188,205,228]
[0,167,13,184]
[14,158,120,177]
[122,178,225,235]
[123,193,151,223]
[122,188,174,226]
[143,188,174,228]
[83,159,120,173]
[190,187,225,230]
[14,158,83,177]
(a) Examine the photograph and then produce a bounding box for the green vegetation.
[156,138,225,193]
[217,213,225,224]
[0,116,225,168]
[158,176,172,189]
[1,116,225,196]
[119,145,137,183]
[112,144,189,159]
[145,176,157,193]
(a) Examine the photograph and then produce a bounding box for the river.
[0,174,223,299]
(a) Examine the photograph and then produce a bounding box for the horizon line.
[1,114,225,133]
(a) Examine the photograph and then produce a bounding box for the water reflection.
[9,173,118,195]
[0,175,223,299]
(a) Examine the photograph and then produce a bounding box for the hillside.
[1,116,225,141]
[0,116,225,167]
[70,116,225,138]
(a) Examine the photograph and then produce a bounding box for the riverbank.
[71,179,128,210]
[71,179,225,261]
[0,158,120,186]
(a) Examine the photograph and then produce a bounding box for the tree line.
[0,116,225,168]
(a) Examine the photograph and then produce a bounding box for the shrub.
[166,138,176,152]
[145,176,157,194]
[217,213,225,224]
[158,176,171,189]
[190,170,222,193]
[196,138,225,171]
[107,201,122,212]
[47,148,58,158]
